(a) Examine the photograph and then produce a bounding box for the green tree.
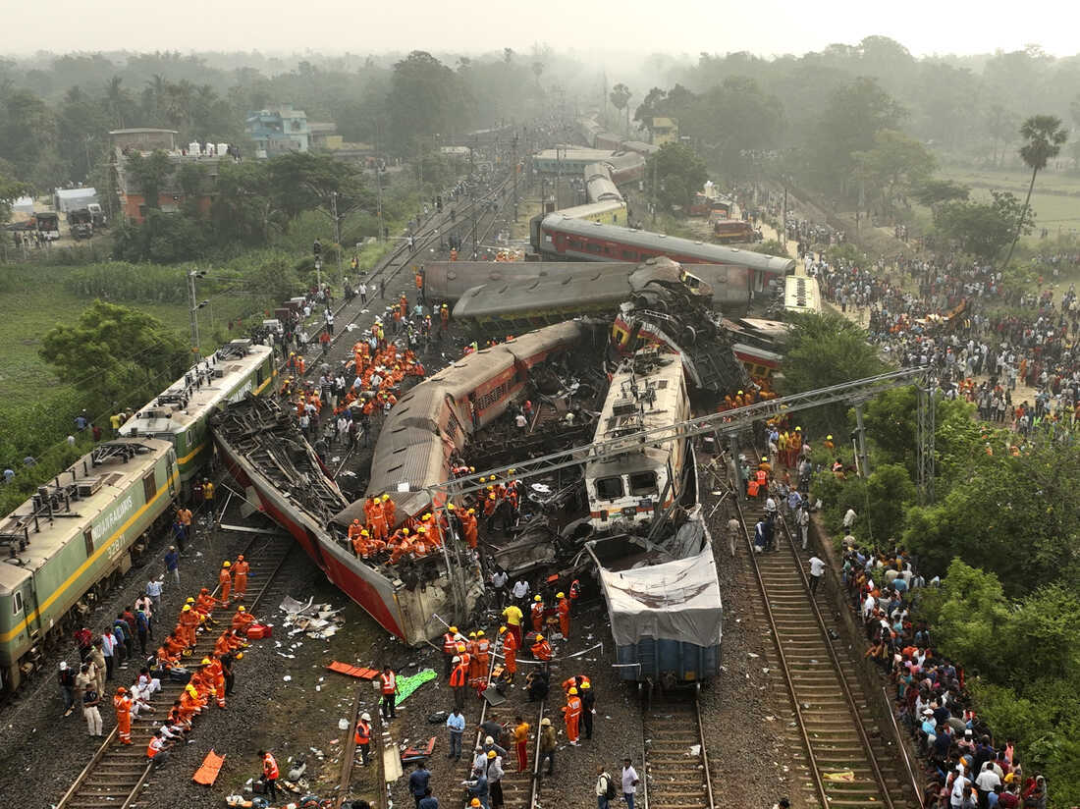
[0,170,32,225]
[610,82,632,137]
[853,128,936,214]
[213,160,282,245]
[779,312,885,429]
[695,77,784,181]
[810,77,905,197]
[910,178,969,208]
[933,190,1033,261]
[39,300,188,412]
[125,149,174,210]
[387,51,472,155]
[267,151,371,224]
[646,142,707,210]
[1002,114,1068,268]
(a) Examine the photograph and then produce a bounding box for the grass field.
[0,273,249,402]
[938,165,1080,242]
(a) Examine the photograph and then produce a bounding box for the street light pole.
[331,191,343,285]
[187,269,207,359]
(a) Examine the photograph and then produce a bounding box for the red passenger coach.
[532,214,795,294]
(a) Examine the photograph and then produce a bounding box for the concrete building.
[247,105,310,156]
[308,122,341,150]
[109,128,178,153]
[651,118,678,146]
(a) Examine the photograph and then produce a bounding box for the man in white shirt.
[511,578,530,608]
[621,758,640,809]
[842,507,857,530]
[808,555,826,595]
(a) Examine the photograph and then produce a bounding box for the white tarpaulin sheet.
[597,544,722,648]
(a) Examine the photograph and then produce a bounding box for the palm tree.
[610,83,632,138]
[1002,115,1068,267]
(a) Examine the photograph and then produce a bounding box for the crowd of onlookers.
[838,543,1049,808]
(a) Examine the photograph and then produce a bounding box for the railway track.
[641,692,714,809]
[733,480,918,809]
[464,656,548,809]
[55,531,295,809]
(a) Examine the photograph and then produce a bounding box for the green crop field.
[938,166,1080,241]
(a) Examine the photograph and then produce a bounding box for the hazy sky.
[8,0,1080,58]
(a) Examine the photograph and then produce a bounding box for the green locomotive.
[119,340,276,491]
[0,438,178,691]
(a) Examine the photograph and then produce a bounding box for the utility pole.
[331,191,343,285]
[187,269,208,359]
[512,134,519,221]
[374,122,384,243]
[651,151,658,227]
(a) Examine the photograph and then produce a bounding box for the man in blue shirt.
[446,708,465,760]
[417,788,438,809]
[164,547,180,584]
[408,761,430,808]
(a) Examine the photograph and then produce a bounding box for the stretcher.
[193,749,226,785]
[325,661,379,679]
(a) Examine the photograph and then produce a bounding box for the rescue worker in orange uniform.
[354,711,372,765]
[561,686,582,745]
[113,687,133,744]
[379,665,398,720]
[218,561,232,604]
[466,632,482,688]
[449,655,469,710]
[556,592,571,639]
[475,631,490,685]
[442,626,460,679]
[164,632,186,657]
[369,500,388,542]
[231,606,255,634]
[381,494,396,530]
[203,657,226,708]
[260,750,280,802]
[233,555,250,599]
[461,508,478,549]
[499,625,518,684]
[530,595,545,633]
[178,604,199,647]
[531,634,552,663]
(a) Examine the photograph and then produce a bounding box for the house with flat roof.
[247,105,310,156]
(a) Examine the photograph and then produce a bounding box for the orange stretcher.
[326,661,379,680]
[193,749,226,785]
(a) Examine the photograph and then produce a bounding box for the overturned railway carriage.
[211,397,480,646]
[532,214,795,294]
[451,258,711,334]
[0,439,177,690]
[119,340,276,491]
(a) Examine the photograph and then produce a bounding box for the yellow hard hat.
[762,457,768,462]
[479,476,486,483]
[468,508,475,515]
[534,595,542,602]
[489,493,496,500]
[183,605,191,611]
[535,634,544,641]
[795,426,801,431]
[422,513,431,521]
[201,658,211,665]
[581,681,591,689]
[469,467,475,473]
[238,606,246,612]
[738,390,744,395]
[477,630,485,637]
[568,686,578,695]
[447,503,455,511]
[487,750,497,759]
[449,626,458,633]
[186,597,195,604]
[557,592,565,598]
[223,561,231,567]
[402,528,410,535]
[361,530,370,537]
[827,435,833,440]
[382,494,390,501]
[469,632,477,638]
[418,526,427,534]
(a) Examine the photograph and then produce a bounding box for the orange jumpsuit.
[370,502,388,542]
[501,631,518,680]
[219,567,232,602]
[233,560,249,598]
[113,693,133,744]
[231,610,255,634]
[531,602,545,633]
[562,695,582,743]
[475,637,490,681]
[557,597,571,639]
[214,633,232,657]
[179,610,200,646]
[461,512,478,548]
[531,639,552,661]
[467,639,482,687]
[205,658,226,708]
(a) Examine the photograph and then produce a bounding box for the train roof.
[558,200,626,220]
[604,152,647,170]
[453,261,705,321]
[424,261,637,302]
[586,355,685,479]
[541,214,797,275]
[0,438,173,594]
[120,341,272,438]
[535,148,617,162]
[595,540,722,648]
[784,274,822,314]
[618,141,659,155]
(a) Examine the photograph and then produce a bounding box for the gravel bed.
[0,511,295,808]
[700,489,808,809]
